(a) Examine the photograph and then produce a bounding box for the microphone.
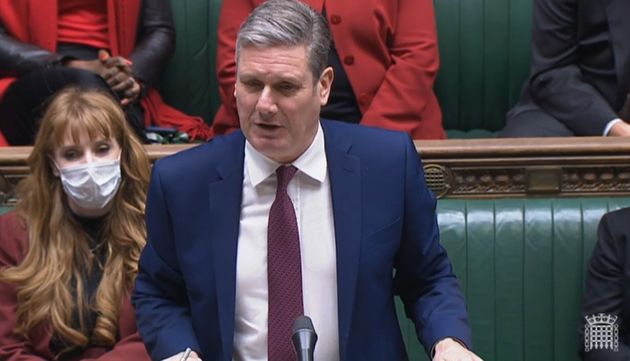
[292,315,317,361]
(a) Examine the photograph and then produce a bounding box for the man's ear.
[318,67,334,106]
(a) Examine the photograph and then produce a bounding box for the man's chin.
[249,138,285,159]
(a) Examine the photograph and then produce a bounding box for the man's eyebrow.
[239,73,304,84]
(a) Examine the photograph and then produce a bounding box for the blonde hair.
[0,87,150,353]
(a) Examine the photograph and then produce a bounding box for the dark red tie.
[267,165,303,361]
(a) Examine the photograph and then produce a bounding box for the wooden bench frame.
[2,137,630,206]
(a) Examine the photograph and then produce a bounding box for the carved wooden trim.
[415,137,630,198]
[0,146,30,207]
[2,137,630,206]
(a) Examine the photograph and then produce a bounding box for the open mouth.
[256,123,281,131]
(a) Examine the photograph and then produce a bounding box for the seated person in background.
[579,208,630,360]
[501,0,630,137]
[133,1,481,360]
[211,0,446,139]
[0,87,151,360]
[0,0,212,146]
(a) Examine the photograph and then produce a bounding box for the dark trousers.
[500,107,575,137]
[0,67,145,145]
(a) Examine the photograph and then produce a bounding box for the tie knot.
[275,165,297,192]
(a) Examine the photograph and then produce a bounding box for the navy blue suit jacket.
[133,120,471,360]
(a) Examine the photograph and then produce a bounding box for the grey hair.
[236,0,331,82]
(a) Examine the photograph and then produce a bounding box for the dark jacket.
[508,0,630,135]
[580,207,630,360]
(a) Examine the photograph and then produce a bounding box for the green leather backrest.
[398,197,630,361]
[435,0,532,132]
[161,0,222,122]
[162,0,533,134]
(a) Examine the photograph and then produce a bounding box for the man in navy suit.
[132,1,481,360]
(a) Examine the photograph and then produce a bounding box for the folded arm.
[129,0,175,88]
[0,22,63,78]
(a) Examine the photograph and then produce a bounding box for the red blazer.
[0,212,150,361]
[0,0,212,146]
[212,0,446,139]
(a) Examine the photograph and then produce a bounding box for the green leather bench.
[161,0,223,123]
[434,0,532,135]
[2,197,626,361]
[399,197,630,360]
[161,0,532,137]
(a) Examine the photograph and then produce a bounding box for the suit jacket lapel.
[207,134,246,357]
[605,0,630,97]
[322,121,362,360]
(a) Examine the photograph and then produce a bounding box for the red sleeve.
[0,212,48,361]
[211,0,257,135]
[359,0,444,138]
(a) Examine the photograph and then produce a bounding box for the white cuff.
[603,118,623,136]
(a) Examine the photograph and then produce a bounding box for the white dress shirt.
[604,118,623,136]
[233,124,340,361]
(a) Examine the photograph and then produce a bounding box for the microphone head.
[292,315,315,335]
[292,315,317,357]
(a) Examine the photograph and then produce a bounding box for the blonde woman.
[0,87,151,360]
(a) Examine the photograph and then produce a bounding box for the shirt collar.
[245,123,327,187]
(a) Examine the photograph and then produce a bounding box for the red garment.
[212,0,446,139]
[0,0,212,146]
[0,211,150,361]
[57,0,110,50]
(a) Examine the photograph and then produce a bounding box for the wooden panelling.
[2,137,630,206]
[417,137,630,198]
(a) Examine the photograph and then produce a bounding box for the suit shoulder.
[153,132,245,175]
[322,120,411,151]
[323,119,406,137]
[600,207,630,231]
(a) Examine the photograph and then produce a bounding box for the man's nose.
[255,86,278,116]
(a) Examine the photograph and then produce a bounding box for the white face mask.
[57,159,122,210]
